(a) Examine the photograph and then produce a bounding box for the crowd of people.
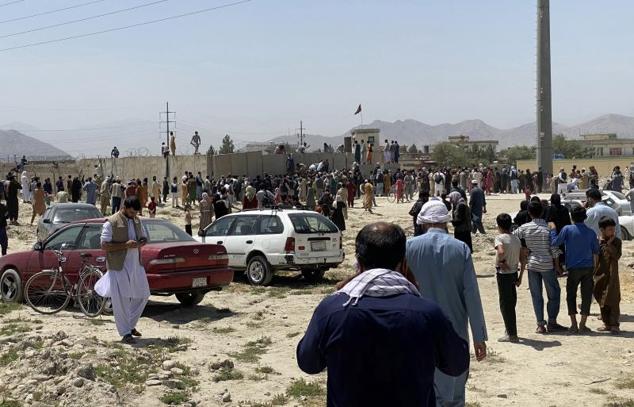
[0,154,626,405]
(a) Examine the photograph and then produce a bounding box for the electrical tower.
[296,120,306,150]
[159,102,176,179]
[537,0,553,177]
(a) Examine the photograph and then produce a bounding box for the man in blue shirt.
[550,206,599,333]
[297,222,469,407]
[585,188,621,239]
[407,200,488,407]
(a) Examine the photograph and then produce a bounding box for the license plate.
[311,241,327,251]
[192,277,207,288]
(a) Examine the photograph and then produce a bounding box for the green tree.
[407,144,418,153]
[431,142,467,166]
[207,145,216,156]
[219,134,235,154]
[500,145,536,164]
[552,134,593,159]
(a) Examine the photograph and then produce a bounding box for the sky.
[1,0,633,146]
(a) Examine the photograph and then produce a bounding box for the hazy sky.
[1,0,633,142]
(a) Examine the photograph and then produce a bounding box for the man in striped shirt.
[514,201,567,334]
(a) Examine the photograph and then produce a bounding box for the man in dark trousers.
[297,222,469,407]
[470,180,487,234]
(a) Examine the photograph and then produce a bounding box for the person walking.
[550,207,599,333]
[110,178,123,215]
[100,178,111,215]
[585,188,621,239]
[162,177,170,204]
[0,200,8,255]
[469,180,486,234]
[594,217,622,333]
[95,197,150,344]
[83,178,98,205]
[514,202,566,334]
[494,213,522,342]
[151,176,162,204]
[198,193,214,232]
[6,176,20,225]
[297,222,469,407]
[406,201,488,406]
[30,182,46,225]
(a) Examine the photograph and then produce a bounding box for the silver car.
[36,203,102,242]
[562,190,631,216]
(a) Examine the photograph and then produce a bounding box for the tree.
[500,145,536,164]
[207,145,216,156]
[407,144,418,153]
[399,144,408,153]
[219,134,235,155]
[552,134,593,159]
[431,142,467,166]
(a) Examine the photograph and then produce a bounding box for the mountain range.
[3,113,634,158]
[269,113,634,150]
[0,129,71,162]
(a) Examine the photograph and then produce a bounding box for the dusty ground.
[1,195,633,406]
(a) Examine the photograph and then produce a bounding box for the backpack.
[434,173,443,184]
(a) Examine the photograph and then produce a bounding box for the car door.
[27,224,84,278]
[223,215,260,267]
[75,224,107,273]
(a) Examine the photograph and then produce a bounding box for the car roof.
[50,203,101,209]
[224,209,322,217]
[70,217,173,225]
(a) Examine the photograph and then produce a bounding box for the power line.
[0,0,252,52]
[0,0,23,8]
[0,0,109,25]
[0,0,171,39]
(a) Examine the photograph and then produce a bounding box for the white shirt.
[95,218,150,299]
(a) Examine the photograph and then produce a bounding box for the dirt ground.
[1,195,633,406]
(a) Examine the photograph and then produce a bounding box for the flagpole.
[360,111,363,126]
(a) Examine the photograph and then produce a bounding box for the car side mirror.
[43,219,51,224]
[33,242,43,251]
[197,229,205,237]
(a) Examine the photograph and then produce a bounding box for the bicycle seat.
[80,253,93,259]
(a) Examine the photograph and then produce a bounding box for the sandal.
[535,325,547,334]
[597,326,611,332]
[131,328,142,337]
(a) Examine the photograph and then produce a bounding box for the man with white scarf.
[95,197,150,344]
[406,200,488,407]
[297,222,469,407]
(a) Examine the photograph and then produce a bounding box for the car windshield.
[288,213,339,234]
[53,207,101,223]
[143,220,195,242]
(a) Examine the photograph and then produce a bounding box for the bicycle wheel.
[77,268,106,318]
[25,270,71,314]
[386,187,396,203]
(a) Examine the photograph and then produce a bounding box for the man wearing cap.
[406,200,488,407]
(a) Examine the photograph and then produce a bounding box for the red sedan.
[0,218,233,306]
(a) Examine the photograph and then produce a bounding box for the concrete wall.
[209,151,377,178]
[1,155,208,183]
[516,157,634,176]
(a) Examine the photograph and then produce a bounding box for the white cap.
[416,200,451,225]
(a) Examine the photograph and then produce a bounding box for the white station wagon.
[195,209,345,285]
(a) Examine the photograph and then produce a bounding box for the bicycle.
[24,250,106,317]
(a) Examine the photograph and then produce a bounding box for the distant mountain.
[6,113,634,157]
[289,114,634,150]
[0,129,71,161]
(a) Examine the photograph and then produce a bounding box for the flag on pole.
[354,104,362,115]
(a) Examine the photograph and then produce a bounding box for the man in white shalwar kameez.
[95,197,150,344]
[21,171,31,203]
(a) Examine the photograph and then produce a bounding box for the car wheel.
[0,269,23,303]
[246,255,273,286]
[621,226,631,241]
[176,291,206,307]
[302,268,326,282]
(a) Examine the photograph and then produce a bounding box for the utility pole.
[159,102,176,179]
[537,0,553,177]
[296,120,306,149]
